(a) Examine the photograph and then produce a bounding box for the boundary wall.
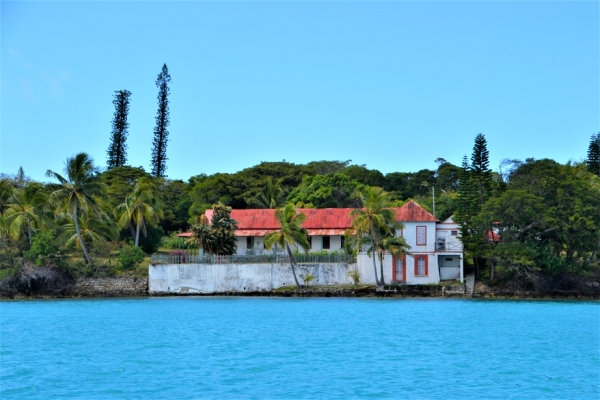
[149,263,362,294]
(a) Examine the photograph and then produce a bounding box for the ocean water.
[1,297,598,399]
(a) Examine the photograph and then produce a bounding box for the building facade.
[178,200,463,284]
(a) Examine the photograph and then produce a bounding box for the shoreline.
[2,288,598,301]
[2,276,598,300]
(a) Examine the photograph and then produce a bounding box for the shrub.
[118,244,146,271]
[299,270,316,287]
[348,269,361,285]
[138,225,164,253]
[24,231,60,267]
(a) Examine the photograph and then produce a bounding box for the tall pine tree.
[586,133,600,176]
[151,64,171,178]
[106,90,131,169]
[470,133,492,207]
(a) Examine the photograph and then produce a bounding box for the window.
[451,230,458,236]
[246,237,254,249]
[445,258,453,262]
[308,236,312,249]
[416,226,427,245]
[414,256,428,276]
[341,235,345,248]
[322,236,330,250]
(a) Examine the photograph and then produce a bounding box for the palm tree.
[374,232,411,285]
[248,177,283,208]
[350,186,398,287]
[187,214,213,255]
[58,212,117,250]
[115,177,163,247]
[264,203,310,288]
[46,153,107,264]
[0,179,14,217]
[4,183,50,245]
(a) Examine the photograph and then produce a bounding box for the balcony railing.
[151,251,357,265]
[436,240,463,251]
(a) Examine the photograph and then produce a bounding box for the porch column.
[459,255,464,283]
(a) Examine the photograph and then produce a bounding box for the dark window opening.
[322,236,330,249]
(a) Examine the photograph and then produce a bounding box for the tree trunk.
[370,238,380,286]
[491,259,494,280]
[73,203,92,265]
[129,222,136,242]
[27,218,32,245]
[135,221,141,247]
[286,243,301,288]
[379,251,385,285]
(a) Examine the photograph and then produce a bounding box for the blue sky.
[1,1,598,182]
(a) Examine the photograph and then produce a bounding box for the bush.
[160,231,192,250]
[24,231,61,267]
[299,270,316,287]
[138,225,164,253]
[348,269,361,284]
[118,244,146,271]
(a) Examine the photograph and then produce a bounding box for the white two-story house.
[178,200,463,284]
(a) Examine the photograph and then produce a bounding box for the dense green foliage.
[455,135,600,288]
[1,134,598,288]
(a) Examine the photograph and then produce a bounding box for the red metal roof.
[396,200,438,222]
[487,230,501,242]
[189,202,437,237]
[236,229,277,237]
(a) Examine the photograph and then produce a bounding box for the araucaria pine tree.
[586,133,600,176]
[150,64,171,178]
[106,90,131,169]
[470,133,492,207]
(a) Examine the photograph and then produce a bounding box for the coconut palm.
[187,214,213,255]
[115,177,163,247]
[264,203,310,288]
[350,186,398,287]
[58,212,117,250]
[248,177,283,208]
[46,153,107,264]
[4,183,50,245]
[373,231,411,285]
[0,179,13,217]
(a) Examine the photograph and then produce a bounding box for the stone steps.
[465,274,475,297]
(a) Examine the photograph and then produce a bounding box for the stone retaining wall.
[72,277,148,297]
[0,277,148,298]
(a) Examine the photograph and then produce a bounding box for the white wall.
[401,222,437,253]
[439,255,461,280]
[356,253,442,285]
[236,235,344,255]
[149,262,354,294]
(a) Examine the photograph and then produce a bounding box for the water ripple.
[1,297,598,399]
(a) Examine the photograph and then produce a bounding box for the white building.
[178,200,463,284]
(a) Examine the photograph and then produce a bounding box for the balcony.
[436,238,463,251]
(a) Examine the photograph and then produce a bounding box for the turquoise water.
[1,298,598,399]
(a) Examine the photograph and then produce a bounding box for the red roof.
[189,201,436,237]
[396,200,438,222]
[487,230,501,242]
